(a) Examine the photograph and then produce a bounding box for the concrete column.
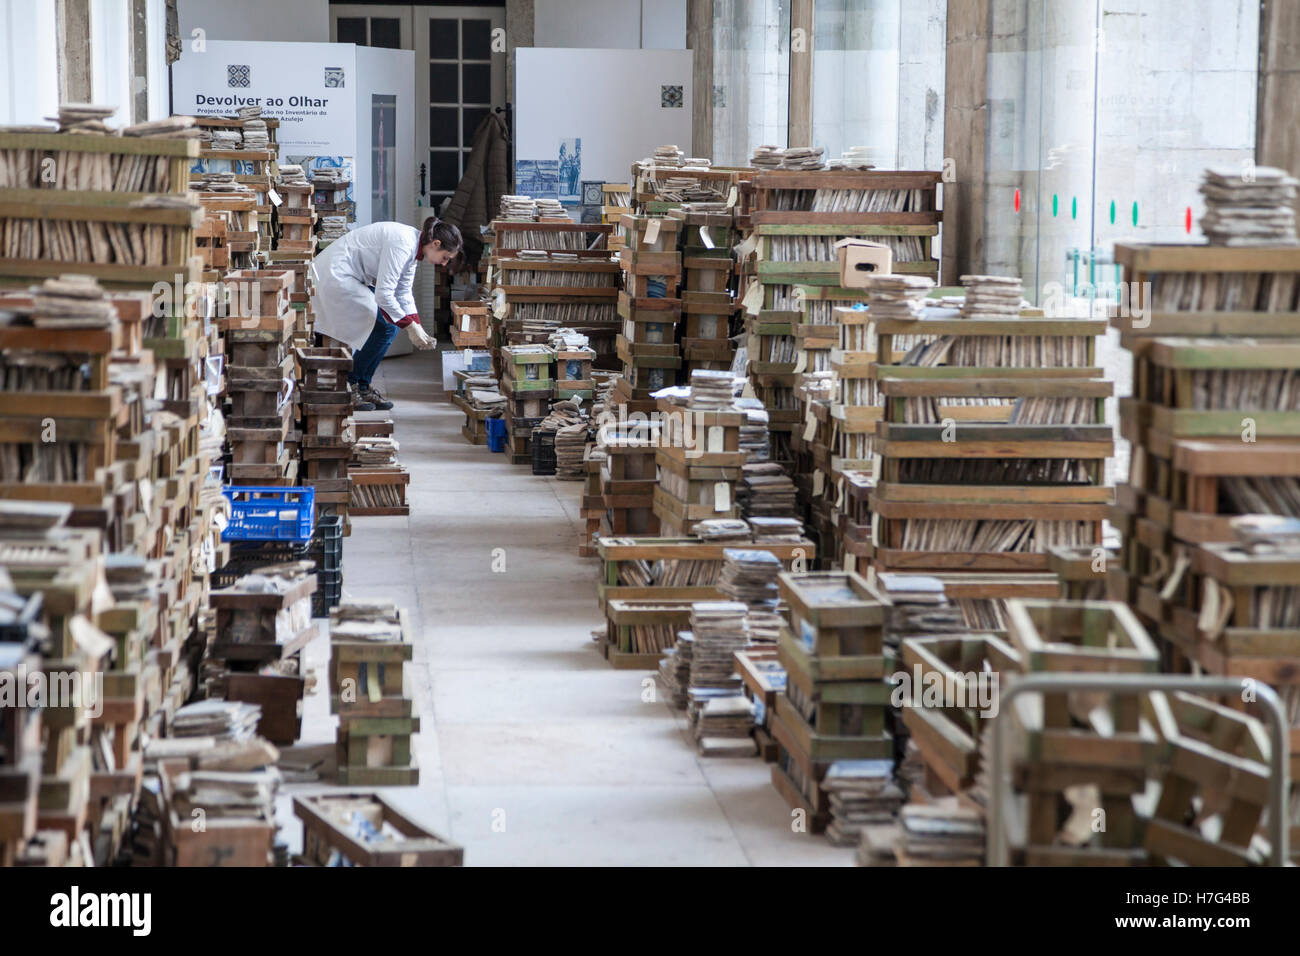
[1258,0,1300,178]
[788,0,812,147]
[940,0,988,284]
[687,0,713,159]
[58,0,93,104]
[131,0,149,123]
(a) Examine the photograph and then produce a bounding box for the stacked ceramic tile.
[51,103,116,134]
[210,127,243,150]
[657,629,693,708]
[318,216,348,241]
[653,144,685,166]
[31,275,117,328]
[823,759,906,846]
[865,275,935,319]
[959,274,1024,317]
[780,146,826,170]
[718,547,782,607]
[241,119,269,150]
[536,198,568,219]
[687,600,756,755]
[499,194,537,220]
[692,518,751,542]
[687,369,734,409]
[828,146,877,170]
[1200,166,1299,245]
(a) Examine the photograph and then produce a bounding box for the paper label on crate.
[464,349,473,364]
[707,425,724,453]
[836,481,845,508]
[802,409,817,441]
[461,315,471,332]
[268,188,282,207]
[734,232,758,260]
[277,377,295,410]
[644,217,661,246]
[844,552,856,574]
[793,351,807,374]
[138,479,153,515]
[714,482,731,512]
[741,279,762,315]
[726,186,738,208]
[699,225,715,250]
[813,470,825,497]
[792,286,807,310]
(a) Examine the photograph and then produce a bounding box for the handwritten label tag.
[714,482,731,512]
[267,188,282,207]
[813,470,825,496]
[461,315,471,332]
[844,553,856,573]
[802,411,817,441]
[644,217,661,246]
[793,350,807,373]
[699,225,714,250]
[707,425,724,453]
[741,279,763,315]
[726,185,738,208]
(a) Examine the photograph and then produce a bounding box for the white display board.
[514,48,693,194]
[172,40,356,156]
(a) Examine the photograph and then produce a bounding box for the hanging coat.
[312,221,421,349]
[443,112,509,265]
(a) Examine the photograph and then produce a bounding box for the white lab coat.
[312,221,421,349]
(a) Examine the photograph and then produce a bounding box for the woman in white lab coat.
[313,217,462,410]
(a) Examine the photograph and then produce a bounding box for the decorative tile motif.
[661,85,683,109]
[324,67,346,88]
[227,64,251,88]
[581,180,604,205]
[713,85,725,108]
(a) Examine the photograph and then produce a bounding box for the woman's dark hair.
[420,216,463,254]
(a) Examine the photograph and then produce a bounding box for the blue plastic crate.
[221,486,316,541]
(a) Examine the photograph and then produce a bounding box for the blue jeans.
[349,310,399,388]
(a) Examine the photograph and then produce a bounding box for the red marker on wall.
[1014,188,1021,213]
[1185,207,1192,234]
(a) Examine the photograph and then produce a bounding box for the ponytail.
[420,216,463,254]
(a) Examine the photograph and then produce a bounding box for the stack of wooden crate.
[870,298,1113,630]
[668,204,737,375]
[652,394,745,535]
[490,219,618,356]
[222,270,299,486]
[770,571,893,834]
[196,187,260,271]
[450,299,490,349]
[499,345,555,465]
[330,601,418,786]
[614,214,683,413]
[0,591,43,866]
[1108,243,1300,668]
[1002,599,1162,865]
[597,422,661,538]
[295,346,354,524]
[350,417,410,517]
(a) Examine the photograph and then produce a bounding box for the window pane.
[429,151,461,192]
[370,17,401,49]
[430,62,459,102]
[336,17,366,46]
[462,107,490,144]
[712,0,790,165]
[430,107,459,147]
[462,63,491,104]
[429,18,458,58]
[462,19,492,59]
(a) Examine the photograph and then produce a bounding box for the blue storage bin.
[486,417,508,452]
[221,486,316,541]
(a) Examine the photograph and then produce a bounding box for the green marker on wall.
[1109,200,1116,224]
[1132,201,1138,226]
[1071,196,1077,220]
[1052,194,1058,217]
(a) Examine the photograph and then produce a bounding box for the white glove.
[406,321,436,350]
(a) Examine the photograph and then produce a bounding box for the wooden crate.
[294,792,463,866]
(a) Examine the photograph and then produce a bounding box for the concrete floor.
[279,348,851,866]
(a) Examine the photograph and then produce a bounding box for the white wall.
[177,0,329,44]
[147,0,170,119]
[354,46,416,228]
[90,0,134,123]
[534,0,685,49]
[0,0,59,126]
[516,47,692,183]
